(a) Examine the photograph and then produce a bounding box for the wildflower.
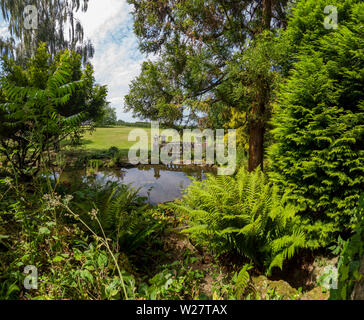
[89,208,98,221]
[43,193,62,210]
[63,194,74,206]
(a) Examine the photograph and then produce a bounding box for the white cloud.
[0,20,9,38]
[0,1,144,122]
[76,0,146,122]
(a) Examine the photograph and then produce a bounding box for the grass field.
[76,126,151,152]
[66,126,210,162]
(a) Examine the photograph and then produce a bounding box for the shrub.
[170,168,305,273]
[0,176,167,300]
[0,44,107,179]
[70,181,165,254]
[269,0,364,247]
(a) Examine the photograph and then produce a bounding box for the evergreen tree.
[269,0,364,247]
[126,0,290,170]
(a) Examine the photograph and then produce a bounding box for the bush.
[269,0,364,247]
[0,175,168,300]
[69,181,165,255]
[170,168,305,273]
[0,44,107,179]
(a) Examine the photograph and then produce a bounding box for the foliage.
[269,0,364,247]
[330,195,364,300]
[1,0,362,302]
[235,147,249,171]
[0,0,94,65]
[0,44,107,178]
[0,172,169,300]
[126,0,290,169]
[210,264,297,300]
[125,59,185,127]
[0,45,82,177]
[95,104,117,127]
[117,121,151,128]
[170,167,305,273]
[69,181,165,255]
[220,31,285,169]
[138,250,205,300]
[230,264,254,300]
[51,50,107,124]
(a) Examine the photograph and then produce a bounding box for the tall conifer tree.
[269,0,364,247]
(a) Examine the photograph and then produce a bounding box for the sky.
[0,0,147,122]
[75,0,146,122]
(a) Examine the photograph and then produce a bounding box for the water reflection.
[61,164,214,205]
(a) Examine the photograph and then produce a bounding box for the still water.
[61,164,215,205]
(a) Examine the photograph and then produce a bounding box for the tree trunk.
[248,101,265,171]
[248,0,272,172]
[262,0,272,31]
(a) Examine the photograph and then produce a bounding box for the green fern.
[232,263,254,299]
[72,181,164,254]
[170,167,305,273]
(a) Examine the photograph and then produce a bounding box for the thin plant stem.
[61,204,129,299]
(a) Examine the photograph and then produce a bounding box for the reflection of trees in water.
[154,166,161,179]
[136,164,211,181]
[138,165,152,172]
[96,169,126,182]
[179,180,185,190]
[112,169,126,180]
[136,164,162,179]
[61,169,87,183]
[196,171,203,180]
[62,165,213,188]
[186,169,202,180]
[60,164,215,204]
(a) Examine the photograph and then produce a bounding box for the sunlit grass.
[74,126,152,152]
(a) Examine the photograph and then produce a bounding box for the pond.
[60,164,215,205]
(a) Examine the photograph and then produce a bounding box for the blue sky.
[75,0,147,122]
[0,0,147,122]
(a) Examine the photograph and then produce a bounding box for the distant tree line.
[95,105,150,128]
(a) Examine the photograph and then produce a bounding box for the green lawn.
[78,126,151,152]
[62,126,152,160]
[66,126,203,160]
